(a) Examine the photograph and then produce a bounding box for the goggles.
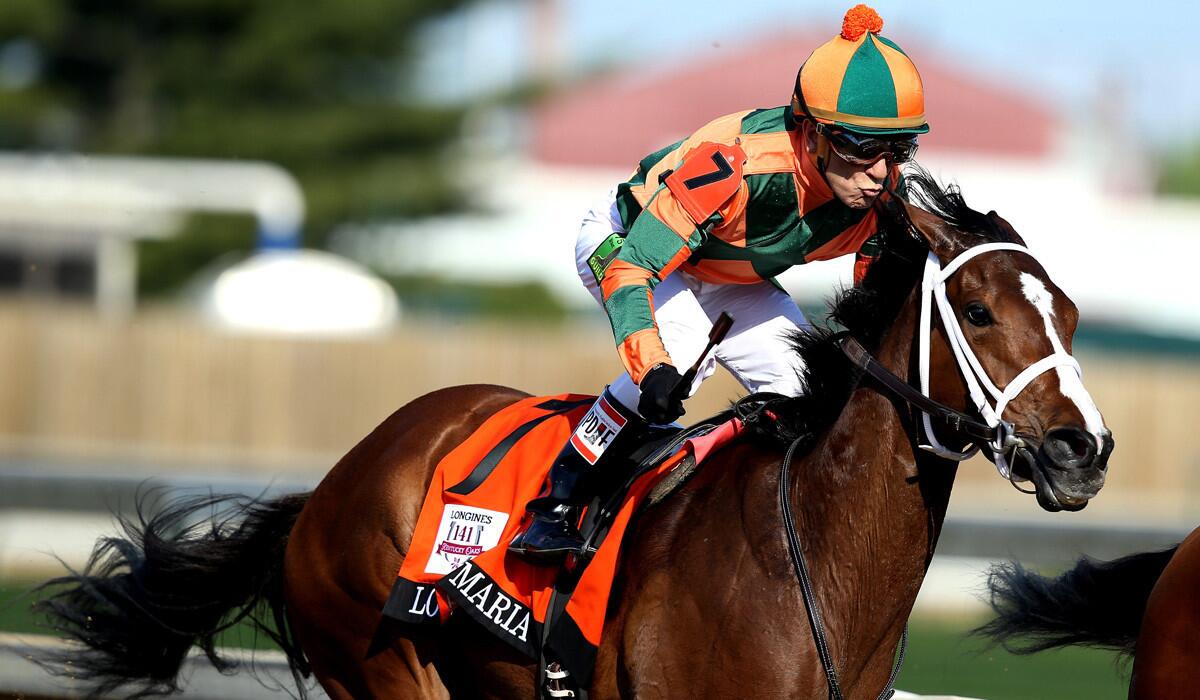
[817,124,919,165]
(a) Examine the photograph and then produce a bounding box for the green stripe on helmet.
[873,34,907,57]
[836,35,898,121]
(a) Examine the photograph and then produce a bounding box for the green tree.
[0,0,471,295]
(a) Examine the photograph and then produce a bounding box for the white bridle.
[917,243,1086,478]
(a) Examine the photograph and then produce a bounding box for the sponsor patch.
[587,233,625,286]
[569,395,627,464]
[424,505,509,575]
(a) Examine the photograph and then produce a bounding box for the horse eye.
[965,302,992,327]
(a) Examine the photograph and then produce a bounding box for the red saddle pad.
[386,393,742,674]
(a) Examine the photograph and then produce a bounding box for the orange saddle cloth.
[383,393,742,681]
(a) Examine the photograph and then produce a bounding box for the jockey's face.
[804,122,890,210]
[824,148,889,209]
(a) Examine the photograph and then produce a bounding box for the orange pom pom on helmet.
[840,4,883,41]
[792,5,928,136]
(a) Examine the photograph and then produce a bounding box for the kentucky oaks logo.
[424,505,509,575]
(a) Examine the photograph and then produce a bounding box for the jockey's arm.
[600,187,707,385]
[600,143,746,385]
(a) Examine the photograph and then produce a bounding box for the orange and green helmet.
[792,5,929,136]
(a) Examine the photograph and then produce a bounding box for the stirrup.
[508,533,594,563]
[545,662,576,699]
[509,521,578,557]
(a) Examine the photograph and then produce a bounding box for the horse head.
[886,180,1112,512]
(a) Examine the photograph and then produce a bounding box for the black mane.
[742,166,1012,449]
[902,167,1013,244]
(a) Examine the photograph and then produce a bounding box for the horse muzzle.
[1022,427,1113,512]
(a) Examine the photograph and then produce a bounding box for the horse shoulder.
[594,439,802,698]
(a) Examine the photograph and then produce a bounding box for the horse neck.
[793,284,958,674]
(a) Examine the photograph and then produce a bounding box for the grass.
[0,579,46,637]
[0,579,280,650]
[896,618,1130,700]
[3,580,1129,698]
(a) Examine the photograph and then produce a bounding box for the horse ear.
[986,210,1027,246]
[879,196,959,261]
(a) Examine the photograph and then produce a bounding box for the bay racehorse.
[980,525,1200,699]
[35,170,1113,699]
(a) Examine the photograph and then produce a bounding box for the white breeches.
[574,189,809,416]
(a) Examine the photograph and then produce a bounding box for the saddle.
[382,394,743,697]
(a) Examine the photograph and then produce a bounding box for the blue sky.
[416,0,1200,148]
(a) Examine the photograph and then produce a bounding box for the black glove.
[638,364,686,424]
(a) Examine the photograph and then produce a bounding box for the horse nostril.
[1043,427,1097,468]
[1096,431,1114,471]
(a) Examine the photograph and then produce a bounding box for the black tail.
[976,546,1178,656]
[34,490,313,698]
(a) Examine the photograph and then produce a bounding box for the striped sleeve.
[855,169,907,285]
[853,230,882,285]
[600,185,704,384]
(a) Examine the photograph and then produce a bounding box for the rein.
[736,395,906,700]
[779,430,907,700]
[838,335,994,444]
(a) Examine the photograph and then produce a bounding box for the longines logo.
[424,505,509,575]
[406,583,439,618]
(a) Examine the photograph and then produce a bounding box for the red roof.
[531,31,1059,168]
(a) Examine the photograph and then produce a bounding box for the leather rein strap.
[736,394,906,700]
[778,430,907,700]
[741,330,1000,700]
[768,334,1000,700]
[779,333,996,700]
[777,435,842,699]
[758,336,1003,696]
[838,334,996,445]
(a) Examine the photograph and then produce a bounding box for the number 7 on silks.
[663,142,747,228]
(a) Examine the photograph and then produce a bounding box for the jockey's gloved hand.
[638,364,686,424]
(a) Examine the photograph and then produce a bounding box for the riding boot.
[509,389,647,564]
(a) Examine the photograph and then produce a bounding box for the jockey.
[511,4,928,563]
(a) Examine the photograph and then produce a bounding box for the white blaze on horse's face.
[1019,272,1108,446]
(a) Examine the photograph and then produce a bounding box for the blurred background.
[1,1,1198,697]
